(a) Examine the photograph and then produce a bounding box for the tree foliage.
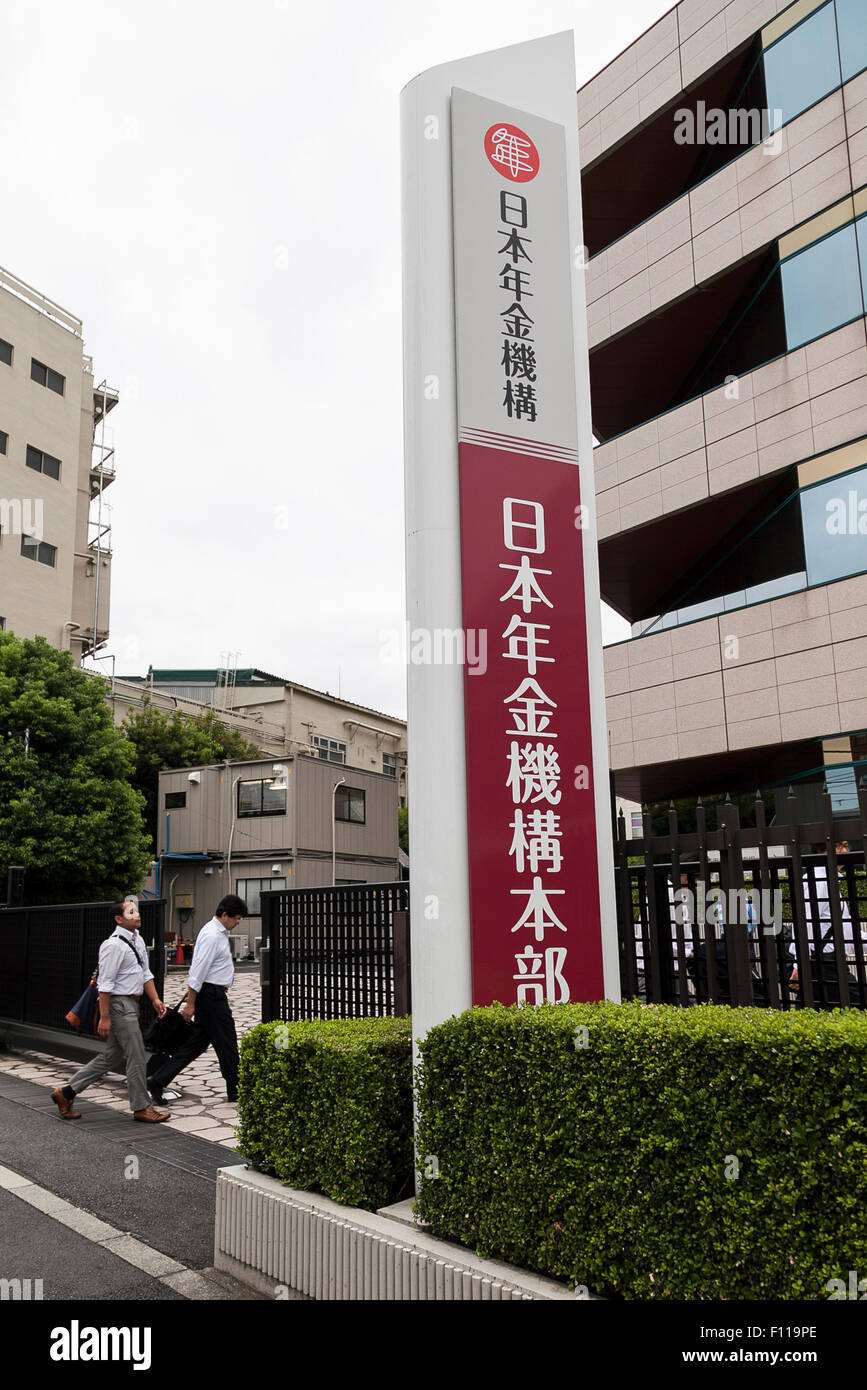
[0,632,152,904]
[123,703,262,848]
[398,804,408,855]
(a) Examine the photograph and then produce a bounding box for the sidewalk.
[0,968,262,1146]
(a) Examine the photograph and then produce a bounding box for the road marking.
[0,1162,234,1299]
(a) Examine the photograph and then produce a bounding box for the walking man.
[148,895,246,1105]
[51,900,169,1123]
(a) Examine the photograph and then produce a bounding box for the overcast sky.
[2,0,673,718]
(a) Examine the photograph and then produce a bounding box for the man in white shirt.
[147,894,246,1105]
[52,900,169,1123]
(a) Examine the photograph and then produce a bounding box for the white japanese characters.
[500,496,569,1004]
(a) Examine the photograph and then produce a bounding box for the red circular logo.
[484,122,539,182]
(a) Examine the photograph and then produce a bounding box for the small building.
[149,752,400,945]
[121,666,407,805]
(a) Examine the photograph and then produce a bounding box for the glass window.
[30,358,65,395]
[38,541,56,567]
[237,877,286,915]
[20,535,38,560]
[801,465,867,585]
[238,778,286,816]
[25,444,61,479]
[0,339,12,366]
[836,0,867,82]
[165,791,186,809]
[0,431,7,455]
[763,3,841,130]
[335,786,365,823]
[312,735,346,764]
[383,752,397,778]
[261,778,286,813]
[781,222,863,350]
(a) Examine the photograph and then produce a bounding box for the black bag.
[142,1002,192,1055]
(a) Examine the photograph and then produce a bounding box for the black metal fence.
[261,882,410,1022]
[617,785,867,1010]
[0,899,166,1034]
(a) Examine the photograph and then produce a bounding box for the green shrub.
[414,1001,867,1299]
[237,1017,413,1211]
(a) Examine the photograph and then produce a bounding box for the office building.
[0,264,115,660]
[581,0,867,819]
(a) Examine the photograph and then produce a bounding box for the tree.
[398,805,408,855]
[0,632,152,904]
[123,704,262,848]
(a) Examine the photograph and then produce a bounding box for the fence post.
[821,782,851,1007]
[393,910,411,1016]
[754,790,780,1008]
[261,893,275,1023]
[719,795,752,1006]
[615,808,637,997]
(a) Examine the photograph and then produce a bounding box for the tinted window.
[0,431,7,455]
[165,791,186,809]
[801,465,867,585]
[46,367,64,395]
[781,222,863,350]
[42,453,61,481]
[837,0,867,82]
[30,359,46,385]
[763,3,841,129]
[26,445,41,471]
[0,339,12,366]
[335,786,366,823]
[38,542,56,567]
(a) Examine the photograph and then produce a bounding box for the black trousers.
[147,984,239,1096]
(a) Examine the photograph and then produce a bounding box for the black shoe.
[149,1088,164,1105]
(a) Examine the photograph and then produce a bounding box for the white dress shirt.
[188,917,235,992]
[97,927,153,995]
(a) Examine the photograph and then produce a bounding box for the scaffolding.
[85,379,119,657]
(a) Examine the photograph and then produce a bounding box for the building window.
[630,812,644,838]
[165,791,186,809]
[30,358,65,395]
[237,777,286,817]
[335,785,365,823]
[0,339,12,366]
[762,2,842,130]
[312,734,346,764]
[236,876,287,915]
[0,430,7,455]
[20,535,56,567]
[25,444,61,480]
[336,878,366,885]
[383,752,397,778]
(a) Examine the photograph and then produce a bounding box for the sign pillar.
[401,33,619,1053]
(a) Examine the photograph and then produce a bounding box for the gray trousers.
[67,996,150,1113]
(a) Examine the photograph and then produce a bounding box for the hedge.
[413,1001,867,1299]
[237,1016,413,1211]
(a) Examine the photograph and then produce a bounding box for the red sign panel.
[459,441,604,1005]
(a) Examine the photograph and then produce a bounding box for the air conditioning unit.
[228,933,249,960]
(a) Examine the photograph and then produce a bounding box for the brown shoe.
[51,1087,81,1120]
[133,1106,170,1124]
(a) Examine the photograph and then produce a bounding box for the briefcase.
[142,1002,192,1054]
